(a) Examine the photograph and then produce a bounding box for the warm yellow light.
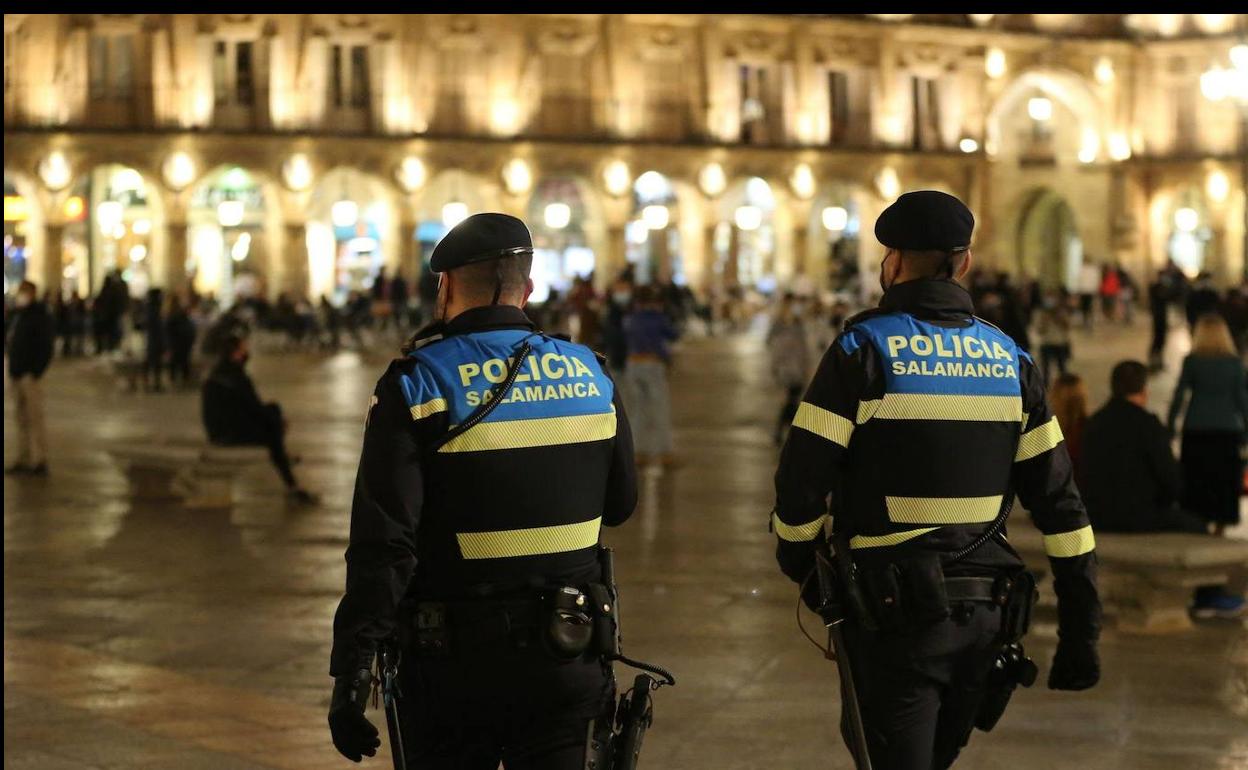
[3,195,29,222]
[968,14,994,26]
[699,163,727,198]
[734,205,762,232]
[131,218,152,235]
[875,167,900,201]
[789,163,816,200]
[63,195,85,220]
[822,206,848,232]
[1196,14,1231,34]
[1206,170,1230,203]
[642,204,670,230]
[331,200,359,229]
[1093,56,1115,85]
[985,48,1007,79]
[442,202,468,229]
[1108,133,1132,161]
[1174,207,1199,232]
[490,98,520,135]
[1028,97,1053,121]
[97,201,124,234]
[1232,45,1248,72]
[501,158,533,196]
[217,201,245,228]
[396,157,427,193]
[959,138,979,153]
[1201,68,1230,102]
[162,152,196,191]
[128,244,147,263]
[544,202,571,230]
[39,151,72,191]
[282,154,313,192]
[603,160,631,197]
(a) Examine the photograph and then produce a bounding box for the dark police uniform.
[329,214,638,768]
[773,192,1101,769]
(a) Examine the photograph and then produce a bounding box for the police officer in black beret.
[328,213,638,767]
[773,191,1101,768]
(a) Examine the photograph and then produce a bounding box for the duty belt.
[943,576,1001,603]
[406,597,547,656]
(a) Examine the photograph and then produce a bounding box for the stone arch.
[714,176,783,291]
[306,166,400,300]
[74,163,168,297]
[1013,187,1082,289]
[526,173,608,302]
[806,182,871,295]
[185,164,283,305]
[985,67,1106,159]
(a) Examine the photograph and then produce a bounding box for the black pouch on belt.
[586,583,620,657]
[901,550,951,628]
[545,586,595,660]
[859,563,907,632]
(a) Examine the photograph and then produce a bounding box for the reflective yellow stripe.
[457,517,601,559]
[409,398,448,420]
[1043,525,1096,558]
[773,513,828,542]
[792,402,854,448]
[856,399,882,424]
[874,393,1022,423]
[850,527,940,549]
[439,409,616,453]
[1016,417,1064,462]
[886,495,1003,524]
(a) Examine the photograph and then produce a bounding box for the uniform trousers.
[398,645,613,769]
[840,603,1003,770]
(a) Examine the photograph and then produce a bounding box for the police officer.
[773,191,1101,769]
[328,213,638,767]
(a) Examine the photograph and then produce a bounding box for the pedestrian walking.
[5,280,55,476]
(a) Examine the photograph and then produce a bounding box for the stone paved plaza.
[4,315,1247,769]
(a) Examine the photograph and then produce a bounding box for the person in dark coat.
[5,281,56,475]
[1185,272,1220,332]
[1081,360,1203,534]
[201,333,316,504]
[141,288,167,392]
[165,292,197,388]
[1147,278,1169,372]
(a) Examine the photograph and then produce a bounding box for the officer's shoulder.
[834,308,897,356]
[541,332,609,368]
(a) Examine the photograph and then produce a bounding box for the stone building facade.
[3,13,1245,304]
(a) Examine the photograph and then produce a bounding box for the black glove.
[328,668,381,762]
[1047,638,1100,691]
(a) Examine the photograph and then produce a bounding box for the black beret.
[429,212,533,273]
[874,190,974,252]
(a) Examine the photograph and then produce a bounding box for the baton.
[815,548,873,770]
[380,645,407,770]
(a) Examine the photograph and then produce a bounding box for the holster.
[974,569,1040,733]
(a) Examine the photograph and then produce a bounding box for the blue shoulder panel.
[853,313,1023,397]
[410,330,614,425]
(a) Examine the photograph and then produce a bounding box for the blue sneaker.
[1192,594,1246,619]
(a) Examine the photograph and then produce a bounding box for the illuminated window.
[89,34,134,101]
[330,44,370,110]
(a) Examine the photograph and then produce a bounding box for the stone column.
[605,225,626,285]
[400,216,419,283]
[42,222,64,297]
[283,222,309,298]
[165,219,188,295]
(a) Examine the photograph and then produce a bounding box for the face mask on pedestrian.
[612,291,631,305]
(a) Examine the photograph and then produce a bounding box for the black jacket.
[1081,397,1181,532]
[774,278,1100,643]
[201,358,281,444]
[330,305,638,676]
[7,301,55,378]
